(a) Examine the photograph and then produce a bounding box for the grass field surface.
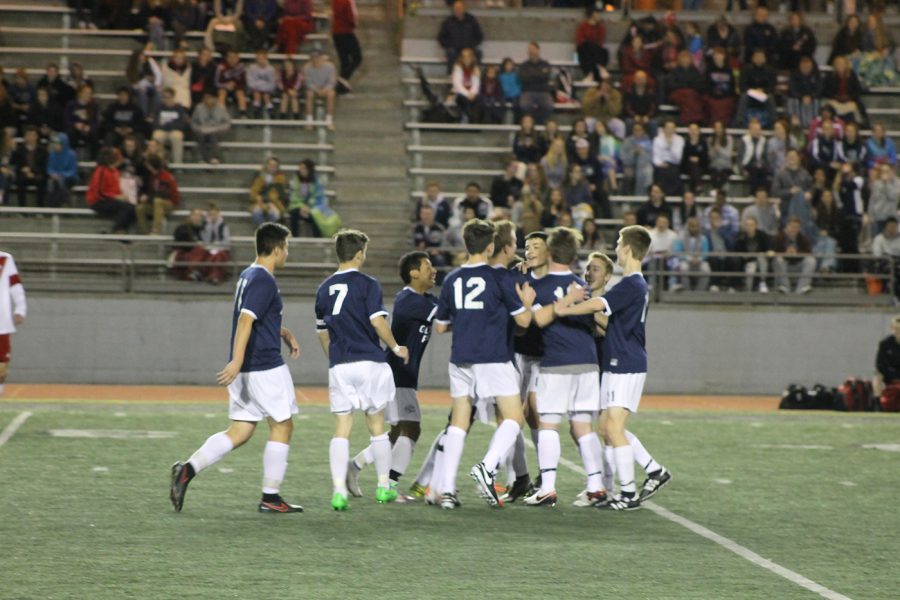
[1,399,898,599]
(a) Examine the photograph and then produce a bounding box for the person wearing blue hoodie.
[46,132,78,207]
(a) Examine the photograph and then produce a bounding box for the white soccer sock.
[188,431,234,473]
[390,436,415,481]
[261,441,289,494]
[602,444,616,492]
[414,431,442,487]
[577,433,605,493]
[329,437,350,495]
[613,444,637,494]
[537,429,560,493]
[512,431,529,481]
[440,426,467,495]
[370,433,392,489]
[626,430,661,474]
[352,446,374,470]
[482,419,521,473]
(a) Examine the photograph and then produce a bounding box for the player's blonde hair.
[587,251,615,275]
[491,220,516,257]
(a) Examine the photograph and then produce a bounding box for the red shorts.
[0,334,9,363]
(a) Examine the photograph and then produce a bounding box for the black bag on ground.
[779,384,844,410]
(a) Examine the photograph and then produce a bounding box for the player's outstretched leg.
[626,430,672,501]
[347,446,372,498]
[472,396,523,507]
[257,418,303,513]
[170,423,251,512]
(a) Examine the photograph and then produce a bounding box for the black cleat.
[258,496,304,513]
[597,492,641,511]
[500,475,533,504]
[639,468,672,501]
[470,462,503,507]
[169,461,192,512]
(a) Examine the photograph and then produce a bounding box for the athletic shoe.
[759,282,769,294]
[409,482,427,499]
[469,462,503,507]
[572,489,609,507]
[597,492,641,511]
[639,468,672,501]
[331,492,349,511]
[375,487,398,504]
[440,492,460,510]
[258,496,304,513]
[500,475,533,504]
[346,461,363,498]
[523,490,558,507]
[169,461,191,512]
[424,486,440,506]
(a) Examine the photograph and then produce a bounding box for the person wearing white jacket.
[0,251,26,396]
[247,49,279,116]
[451,48,481,124]
[161,49,193,109]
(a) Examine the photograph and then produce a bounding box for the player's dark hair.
[588,251,615,274]
[255,222,290,256]
[334,228,369,262]
[524,231,548,242]
[619,225,652,261]
[548,227,582,265]
[491,220,516,257]
[462,219,496,255]
[399,251,429,285]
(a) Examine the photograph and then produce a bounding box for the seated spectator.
[706,15,741,64]
[8,69,35,127]
[541,137,568,190]
[37,63,75,108]
[565,119,594,162]
[734,216,770,293]
[637,183,673,227]
[191,90,232,164]
[303,51,337,131]
[704,47,737,128]
[416,181,452,227]
[490,159,523,210]
[540,188,568,228]
[413,205,449,274]
[563,164,593,209]
[153,88,189,165]
[673,216,710,291]
[581,218,604,251]
[743,187,781,238]
[288,159,328,237]
[772,148,812,210]
[814,187,842,270]
[247,49,278,117]
[445,205,476,248]
[451,48,481,124]
[581,72,622,126]
[784,182,817,241]
[620,35,656,91]
[807,105,845,144]
[873,219,900,299]
[809,119,845,181]
[620,121,653,196]
[205,14,249,54]
[766,120,792,177]
[704,189,740,238]
[162,50,192,110]
[683,21,705,70]
[498,58,521,116]
[512,184,543,235]
[136,154,180,235]
[119,135,149,192]
[453,182,491,223]
[828,14,863,64]
[86,147,135,233]
[570,138,606,210]
[65,85,100,159]
[64,62,93,95]
[708,121,734,192]
[866,123,898,170]
[622,70,656,135]
[648,213,679,288]
[216,49,248,117]
[743,6,777,64]
[665,51,705,126]
[673,190,701,233]
[101,87,146,149]
[737,118,770,193]
[278,60,303,120]
[478,65,504,125]
[735,49,777,128]
[512,115,546,164]
[834,163,866,271]
[126,45,163,119]
[249,156,287,225]
[10,126,47,208]
[778,12,816,71]
[595,120,620,193]
[240,0,278,51]
[46,133,78,207]
[705,207,739,291]
[773,216,816,294]
[170,208,208,281]
[27,87,64,143]
[870,164,900,234]
[518,42,553,125]
[201,202,233,285]
[651,119,684,196]
[438,1,483,74]
[681,122,708,194]
[575,7,608,81]
[277,0,315,55]
[855,45,900,90]
[657,28,684,76]
[168,0,207,49]
[822,56,865,125]
[875,316,900,393]
[787,56,823,129]
[842,122,868,171]
[524,162,548,201]
[190,48,217,107]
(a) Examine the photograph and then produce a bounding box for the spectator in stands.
[841,122,868,172]
[705,207,738,292]
[416,181,452,227]
[46,133,78,208]
[704,47,737,128]
[332,0,362,93]
[488,159,520,210]
[683,21,705,70]
[581,218,604,251]
[171,207,208,281]
[814,187,841,273]
[708,121,734,192]
[28,87,64,142]
[512,115,546,164]
[581,71,622,125]
[575,8,608,81]
[519,42,554,125]
[620,121,653,196]
[563,164,593,209]
[451,48,481,124]
[133,0,167,50]
[240,0,278,51]
[657,28,684,76]
[620,35,655,92]
[706,15,741,64]
[247,50,278,117]
[65,63,93,95]
[278,60,302,120]
[734,215,770,293]
[875,315,900,391]
[622,209,637,227]
[102,87,147,149]
[277,0,315,55]
[743,6,777,64]
[822,56,865,125]
[807,105,845,143]
[835,163,866,271]
[136,154,180,235]
[648,214,679,288]
[735,49,777,128]
[541,188,567,229]
[37,63,75,109]
[11,126,47,208]
[499,58,521,118]
[737,118,770,194]
[862,13,894,53]
[665,51,705,126]
[785,181,817,241]
[513,184,543,235]
[652,119,684,196]
[873,218,900,298]
[454,182,490,222]
[870,164,900,234]
[787,55,823,129]
[216,49,248,117]
[772,148,812,207]
[65,85,100,159]
[205,13,249,54]
[828,14,863,64]
[438,1,483,74]
[595,120,620,192]
[636,183,672,227]
[566,119,593,162]
[126,45,163,119]
[413,205,449,273]
[673,216,710,291]
[866,123,898,170]
[743,187,781,238]
[153,88,189,165]
[86,147,135,233]
[304,51,337,131]
[681,122,708,194]
[479,65,505,125]
[200,202,232,284]
[809,119,844,181]
[622,70,656,135]
[287,158,327,237]
[571,134,604,189]
[249,156,287,225]
[773,216,815,294]
[8,69,34,128]
[778,12,816,71]
[168,0,207,49]
[704,189,740,237]
[162,49,192,110]
[190,48,217,107]
[191,90,232,164]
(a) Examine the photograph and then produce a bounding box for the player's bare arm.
[317,330,330,359]
[217,312,254,386]
[14,313,24,326]
[532,303,556,328]
[280,327,300,359]
[434,321,451,334]
[512,282,535,328]
[371,315,409,364]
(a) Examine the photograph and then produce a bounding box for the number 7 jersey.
[434,262,526,365]
[315,268,389,368]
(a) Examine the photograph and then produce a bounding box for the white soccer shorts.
[329,361,395,415]
[599,372,647,413]
[536,371,600,416]
[448,361,520,401]
[228,364,298,423]
[515,353,540,400]
[386,387,421,425]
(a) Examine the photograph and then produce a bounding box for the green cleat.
[375,486,398,504]
[331,492,349,511]
[408,482,427,499]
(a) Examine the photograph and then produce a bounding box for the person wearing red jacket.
[136,154,181,235]
[575,7,608,81]
[86,147,135,233]
[331,0,361,93]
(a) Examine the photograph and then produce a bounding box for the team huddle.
[169,219,671,513]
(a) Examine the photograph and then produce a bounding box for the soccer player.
[170,223,303,514]
[433,219,535,509]
[347,251,438,497]
[555,225,653,510]
[0,250,26,397]
[315,229,410,511]
[583,251,672,502]
[522,228,607,508]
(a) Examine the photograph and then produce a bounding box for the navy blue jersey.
[315,269,388,368]
[513,270,545,358]
[386,288,438,389]
[435,263,525,365]
[601,273,649,373]
[532,272,597,368]
[231,265,285,372]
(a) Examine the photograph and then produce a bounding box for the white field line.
[0,411,32,449]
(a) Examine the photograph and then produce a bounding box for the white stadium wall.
[13,296,892,395]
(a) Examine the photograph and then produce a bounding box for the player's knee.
[539,413,562,429]
[403,421,421,442]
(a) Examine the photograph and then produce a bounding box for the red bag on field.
[881,383,900,412]
[838,377,877,411]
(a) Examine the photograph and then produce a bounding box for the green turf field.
[1,403,898,599]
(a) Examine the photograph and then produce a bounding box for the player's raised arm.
[217,312,254,385]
